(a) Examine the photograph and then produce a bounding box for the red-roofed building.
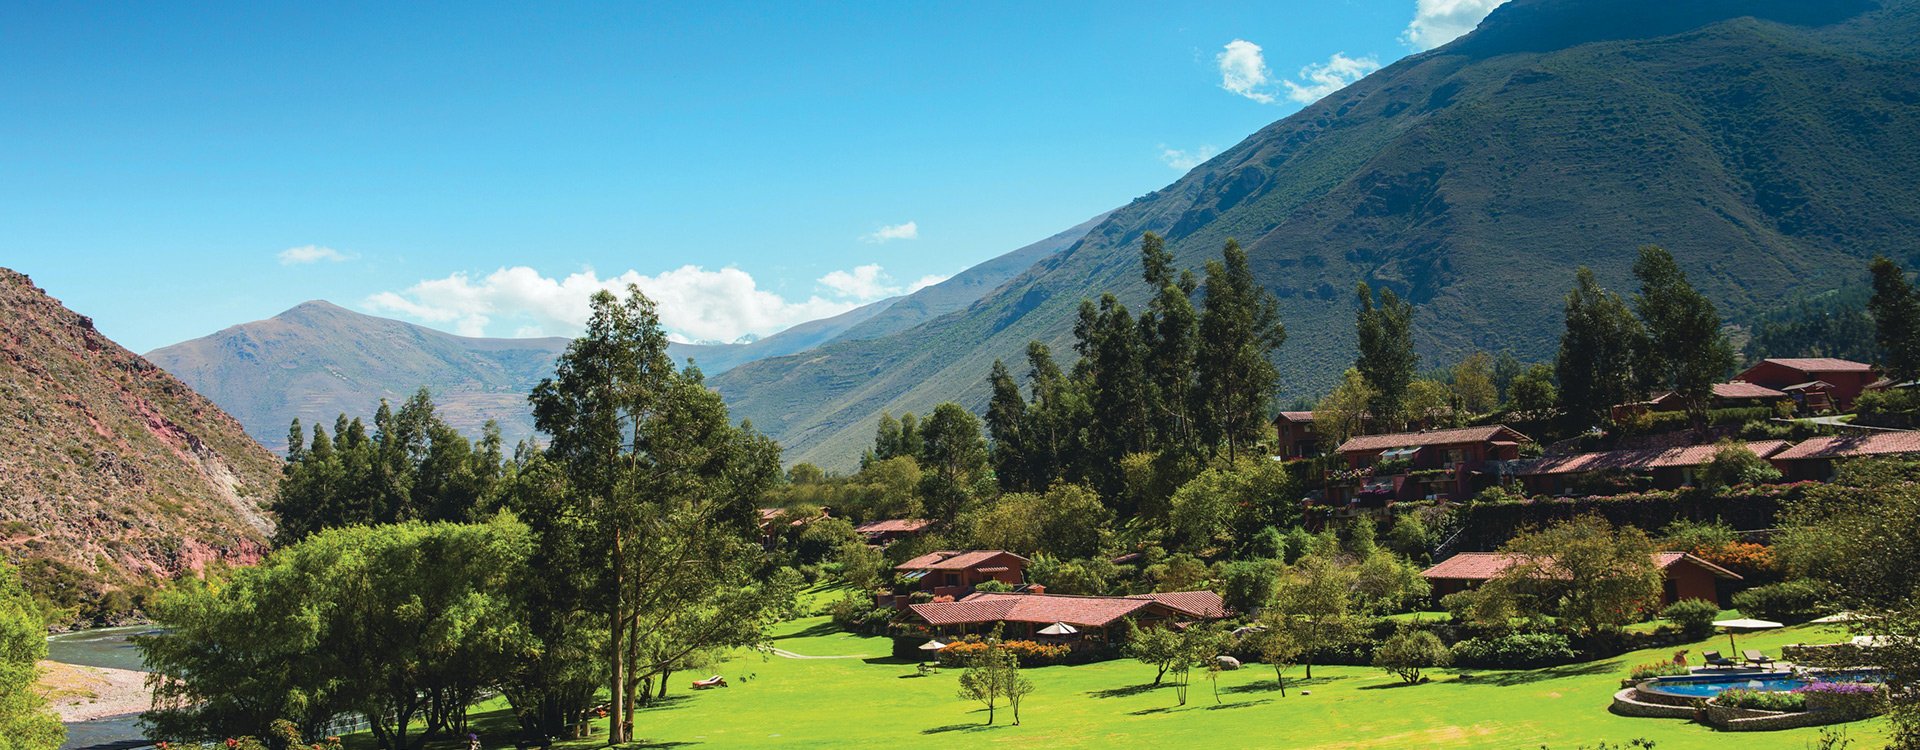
[1513,440,1791,495]
[1422,551,1740,606]
[905,590,1228,640]
[1331,425,1531,504]
[1736,358,1879,411]
[896,550,1030,600]
[854,518,932,546]
[1613,382,1791,421]
[1770,431,1920,480]
[1274,411,1321,459]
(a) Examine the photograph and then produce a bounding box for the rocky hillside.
[710,0,1920,469]
[0,268,280,606]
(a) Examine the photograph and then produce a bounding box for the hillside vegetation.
[710,0,1920,469]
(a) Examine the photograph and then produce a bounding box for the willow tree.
[530,286,793,744]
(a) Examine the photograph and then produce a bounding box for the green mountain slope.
[147,214,1105,451]
[710,0,1920,470]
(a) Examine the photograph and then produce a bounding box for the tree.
[1138,232,1202,456]
[1314,368,1376,447]
[1373,625,1450,684]
[956,626,1029,725]
[1168,624,1225,706]
[1220,559,1283,615]
[1125,623,1183,686]
[1556,268,1644,431]
[1697,440,1783,490]
[140,521,533,749]
[1451,352,1500,416]
[1076,295,1152,501]
[985,359,1033,492]
[1355,283,1418,431]
[1404,379,1457,429]
[918,402,989,522]
[0,560,63,750]
[1249,611,1304,695]
[1489,516,1663,634]
[528,286,795,744]
[1167,459,1296,553]
[1508,363,1559,418]
[1632,246,1736,427]
[1271,554,1363,679]
[956,483,1111,559]
[1869,257,1920,382]
[1194,239,1286,460]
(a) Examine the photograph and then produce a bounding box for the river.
[46,626,157,750]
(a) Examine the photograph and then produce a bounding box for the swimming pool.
[1640,670,1884,699]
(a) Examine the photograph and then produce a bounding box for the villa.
[853,518,932,546]
[1423,551,1741,606]
[1330,425,1532,504]
[1512,440,1792,495]
[1771,431,1920,480]
[1736,358,1879,412]
[895,550,1030,600]
[905,590,1228,641]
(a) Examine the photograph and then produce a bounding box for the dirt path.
[765,647,869,660]
[37,660,152,722]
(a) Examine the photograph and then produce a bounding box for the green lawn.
[351,612,1887,749]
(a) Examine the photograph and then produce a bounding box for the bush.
[1795,682,1888,719]
[936,638,1070,667]
[1449,632,1578,669]
[973,579,1013,593]
[1628,660,1690,680]
[1731,579,1830,622]
[1699,440,1784,489]
[1372,625,1450,684]
[1716,687,1806,712]
[1660,599,1720,640]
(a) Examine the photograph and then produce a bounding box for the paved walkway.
[765,646,869,660]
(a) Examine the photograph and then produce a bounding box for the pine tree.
[985,359,1032,492]
[1556,268,1644,432]
[1137,232,1201,453]
[1354,283,1417,431]
[1869,256,1920,382]
[1632,245,1735,427]
[1194,240,1286,460]
[1076,294,1151,502]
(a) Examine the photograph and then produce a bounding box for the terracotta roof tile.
[895,549,1030,572]
[910,593,1149,627]
[1338,425,1530,454]
[855,519,932,534]
[1516,441,1790,476]
[1773,432,1920,461]
[1425,551,1741,581]
[1758,358,1875,374]
[1712,382,1788,399]
[1277,411,1316,423]
[1127,591,1230,619]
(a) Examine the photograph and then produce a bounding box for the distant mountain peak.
[1451,0,1879,57]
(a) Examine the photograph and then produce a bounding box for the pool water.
[1642,670,1884,698]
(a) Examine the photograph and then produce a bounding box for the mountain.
[0,268,280,601]
[147,216,1106,451]
[710,0,1920,470]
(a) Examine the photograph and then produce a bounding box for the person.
[468,732,481,750]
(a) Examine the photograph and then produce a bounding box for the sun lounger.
[1742,650,1776,668]
[691,675,728,689]
[1701,650,1737,669]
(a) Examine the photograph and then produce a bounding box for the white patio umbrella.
[1037,622,1079,636]
[918,639,949,651]
[1712,617,1784,654]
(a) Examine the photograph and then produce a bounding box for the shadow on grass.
[1127,706,1176,716]
[1471,660,1617,687]
[1205,698,1272,710]
[1087,682,1163,699]
[1358,680,1424,690]
[1223,675,1350,694]
[634,695,695,713]
[921,722,1001,735]
[863,655,920,666]
[774,621,845,640]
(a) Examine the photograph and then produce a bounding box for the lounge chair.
[1701,650,1737,669]
[1743,650,1776,668]
[691,675,729,689]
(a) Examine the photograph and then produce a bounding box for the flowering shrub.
[1795,681,1888,718]
[1628,660,1689,680]
[1715,687,1806,712]
[1694,541,1774,577]
[936,638,1071,667]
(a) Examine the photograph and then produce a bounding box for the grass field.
[349,600,1889,750]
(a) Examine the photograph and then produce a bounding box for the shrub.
[1628,660,1690,680]
[1731,579,1829,622]
[1659,599,1720,640]
[974,579,1013,593]
[936,638,1070,667]
[1372,626,1450,684]
[1699,440,1784,489]
[1795,681,1888,719]
[1715,687,1806,712]
[1449,632,1577,669]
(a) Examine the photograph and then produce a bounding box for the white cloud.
[1281,53,1382,104]
[1159,144,1219,171]
[277,245,354,265]
[862,221,919,243]
[1402,0,1509,51]
[365,262,947,343]
[1216,39,1275,104]
[818,264,948,301]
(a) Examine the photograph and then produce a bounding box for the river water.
[46,626,157,750]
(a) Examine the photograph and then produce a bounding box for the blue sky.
[0,0,1505,352]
